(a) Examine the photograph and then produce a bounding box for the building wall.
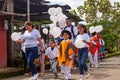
[0,17,7,68]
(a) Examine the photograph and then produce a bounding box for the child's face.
[77,26,85,34]
[63,33,70,40]
[49,41,55,48]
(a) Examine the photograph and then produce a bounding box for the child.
[58,30,74,80]
[88,32,100,68]
[45,40,58,78]
[76,24,90,80]
[96,33,105,63]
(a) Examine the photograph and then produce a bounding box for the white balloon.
[58,19,66,28]
[57,13,67,21]
[48,8,56,16]
[89,26,95,33]
[52,27,62,38]
[56,7,63,15]
[63,15,68,20]
[50,16,57,23]
[43,28,48,35]
[99,25,103,31]
[75,39,85,48]
[95,25,103,33]
[11,32,21,41]
[18,32,22,35]
[49,23,56,30]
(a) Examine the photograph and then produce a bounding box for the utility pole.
[27,0,30,21]
[7,0,14,67]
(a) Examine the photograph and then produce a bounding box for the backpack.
[64,26,76,39]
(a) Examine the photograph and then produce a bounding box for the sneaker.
[65,77,70,80]
[79,75,84,80]
[79,78,84,80]
[33,73,39,80]
[85,72,90,79]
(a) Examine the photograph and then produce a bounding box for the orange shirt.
[58,40,74,67]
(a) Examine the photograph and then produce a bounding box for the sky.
[45,0,120,9]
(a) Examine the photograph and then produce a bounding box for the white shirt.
[76,33,90,48]
[64,26,78,42]
[22,29,41,48]
[45,47,58,59]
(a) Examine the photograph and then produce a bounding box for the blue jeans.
[26,47,38,76]
[78,47,88,75]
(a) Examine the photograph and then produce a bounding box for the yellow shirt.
[58,39,74,67]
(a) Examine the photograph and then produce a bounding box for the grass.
[106,51,120,58]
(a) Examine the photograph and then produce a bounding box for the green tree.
[70,0,120,51]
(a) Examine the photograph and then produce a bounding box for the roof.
[0,0,81,22]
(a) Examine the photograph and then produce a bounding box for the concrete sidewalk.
[3,56,120,80]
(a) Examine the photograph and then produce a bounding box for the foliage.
[70,0,120,51]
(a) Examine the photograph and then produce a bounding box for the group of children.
[88,32,105,68]
[45,30,74,79]
[44,23,105,80]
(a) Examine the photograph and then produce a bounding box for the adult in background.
[64,18,78,42]
[17,21,44,80]
[39,37,45,75]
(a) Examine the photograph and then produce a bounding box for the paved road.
[3,56,120,80]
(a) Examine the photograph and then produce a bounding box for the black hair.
[49,40,56,43]
[62,30,72,39]
[78,24,87,33]
[91,32,96,36]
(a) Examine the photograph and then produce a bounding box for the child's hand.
[82,40,87,43]
[69,54,73,60]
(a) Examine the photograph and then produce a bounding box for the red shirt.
[88,36,100,56]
